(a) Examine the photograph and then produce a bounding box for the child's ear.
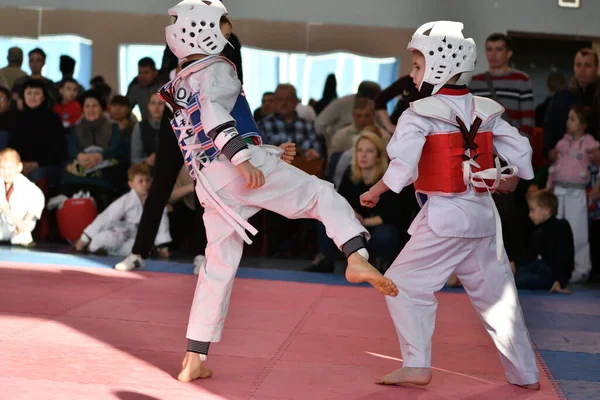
[16,162,23,174]
[127,180,134,190]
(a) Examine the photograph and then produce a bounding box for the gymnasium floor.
[0,246,598,400]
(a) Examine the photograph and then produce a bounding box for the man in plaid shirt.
[258,83,323,161]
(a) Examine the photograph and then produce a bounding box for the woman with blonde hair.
[311,132,409,273]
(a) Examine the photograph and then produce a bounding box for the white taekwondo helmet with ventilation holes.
[166,0,231,60]
[407,21,477,95]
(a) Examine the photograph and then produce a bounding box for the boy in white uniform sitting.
[0,148,45,247]
[75,163,171,257]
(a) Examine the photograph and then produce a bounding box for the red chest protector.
[410,96,504,196]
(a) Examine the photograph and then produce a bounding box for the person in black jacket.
[512,189,574,293]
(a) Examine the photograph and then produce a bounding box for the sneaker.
[193,255,206,275]
[115,254,145,271]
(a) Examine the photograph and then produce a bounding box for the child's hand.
[304,148,320,161]
[548,149,559,163]
[158,247,170,259]
[549,281,571,294]
[526,184,539,199]
[496,176,519,194]
[74,240,87,252]
[236,161,265,189]
[279,142,296,164]
[360,190,380,208]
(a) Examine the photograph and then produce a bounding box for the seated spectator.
[60,90,122,210]
[0,148,44,247]
[9,79,65,187]
[75,163,170,257]
[55,55,85,97]
[0,86,14,149]
[329,98,383,157]
[109,95,137,170]
[53,78,83,129]
[130,93,165,166]
[253,92,274,122]
[315,81,381,147]
[374,75,422,133]
[331,124,383,188]
[259,83,322,161]
[312,132,403,272]
[512,189,574,293]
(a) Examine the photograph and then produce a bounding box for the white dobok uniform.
[167,58,368,343]
[81,189,171,256]
[382,87,539,386]
[0,174,44,245]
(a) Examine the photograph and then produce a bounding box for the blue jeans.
[514,259,555,290]
[317,222,400,265]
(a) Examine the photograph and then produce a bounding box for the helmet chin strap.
[420,82,434,97]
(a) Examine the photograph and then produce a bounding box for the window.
[0,34,92,88]
[241,47,400,112]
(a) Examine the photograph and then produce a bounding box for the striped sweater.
[468,70,534,137]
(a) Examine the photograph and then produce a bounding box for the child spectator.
[53,78,83,128]
[74,163,171,256]
[0,148,44,246]
[512,189,574,293]
[547,105,599,282]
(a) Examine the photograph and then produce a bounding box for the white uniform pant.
[0,219,36,245]
[555,186,590,281]
[88,229,135,257]
[187,154,367,342]
[385,215,539,386]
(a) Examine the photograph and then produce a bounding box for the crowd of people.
[0,28,598,291]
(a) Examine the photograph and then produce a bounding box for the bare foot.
[345,253,398,297]
[514,382,541,390]
[177,352,213,382]
[376,367,433,386]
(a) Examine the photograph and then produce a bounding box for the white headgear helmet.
[407,21,477,95]
[166,0,231,60]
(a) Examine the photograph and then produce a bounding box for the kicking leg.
[229,158,397,296]
[454,236,540,389]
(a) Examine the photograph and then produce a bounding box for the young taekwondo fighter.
[159,0,398,382]
[360,21,541,390]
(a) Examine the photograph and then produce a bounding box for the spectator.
[0,47,26,90]
[468,33,534,137]
[0,86,14,149]
[258,83,322,160]
[130,93,166,165]
[53,78,83,129]
[12,48,58,108]
[0,147,44,247]
[126,58,160,120]
[329,98,382,157]
[9,79,65,187]
[74,163,171,257]
[55,55,85,97]
[253,92,275,122]
[512,189,574,293]
[374,75,422,133]
[313,74,338,116]
[545,48,600,159]
[535,72,566,127]
[315,81,381,148]
[311,132,404,272]
[167,165,198,252]
[109,95,136,170]
[546,105,597,283]
[60,90,121,210]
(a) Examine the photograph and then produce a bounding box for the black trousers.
[132,110,207,258]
